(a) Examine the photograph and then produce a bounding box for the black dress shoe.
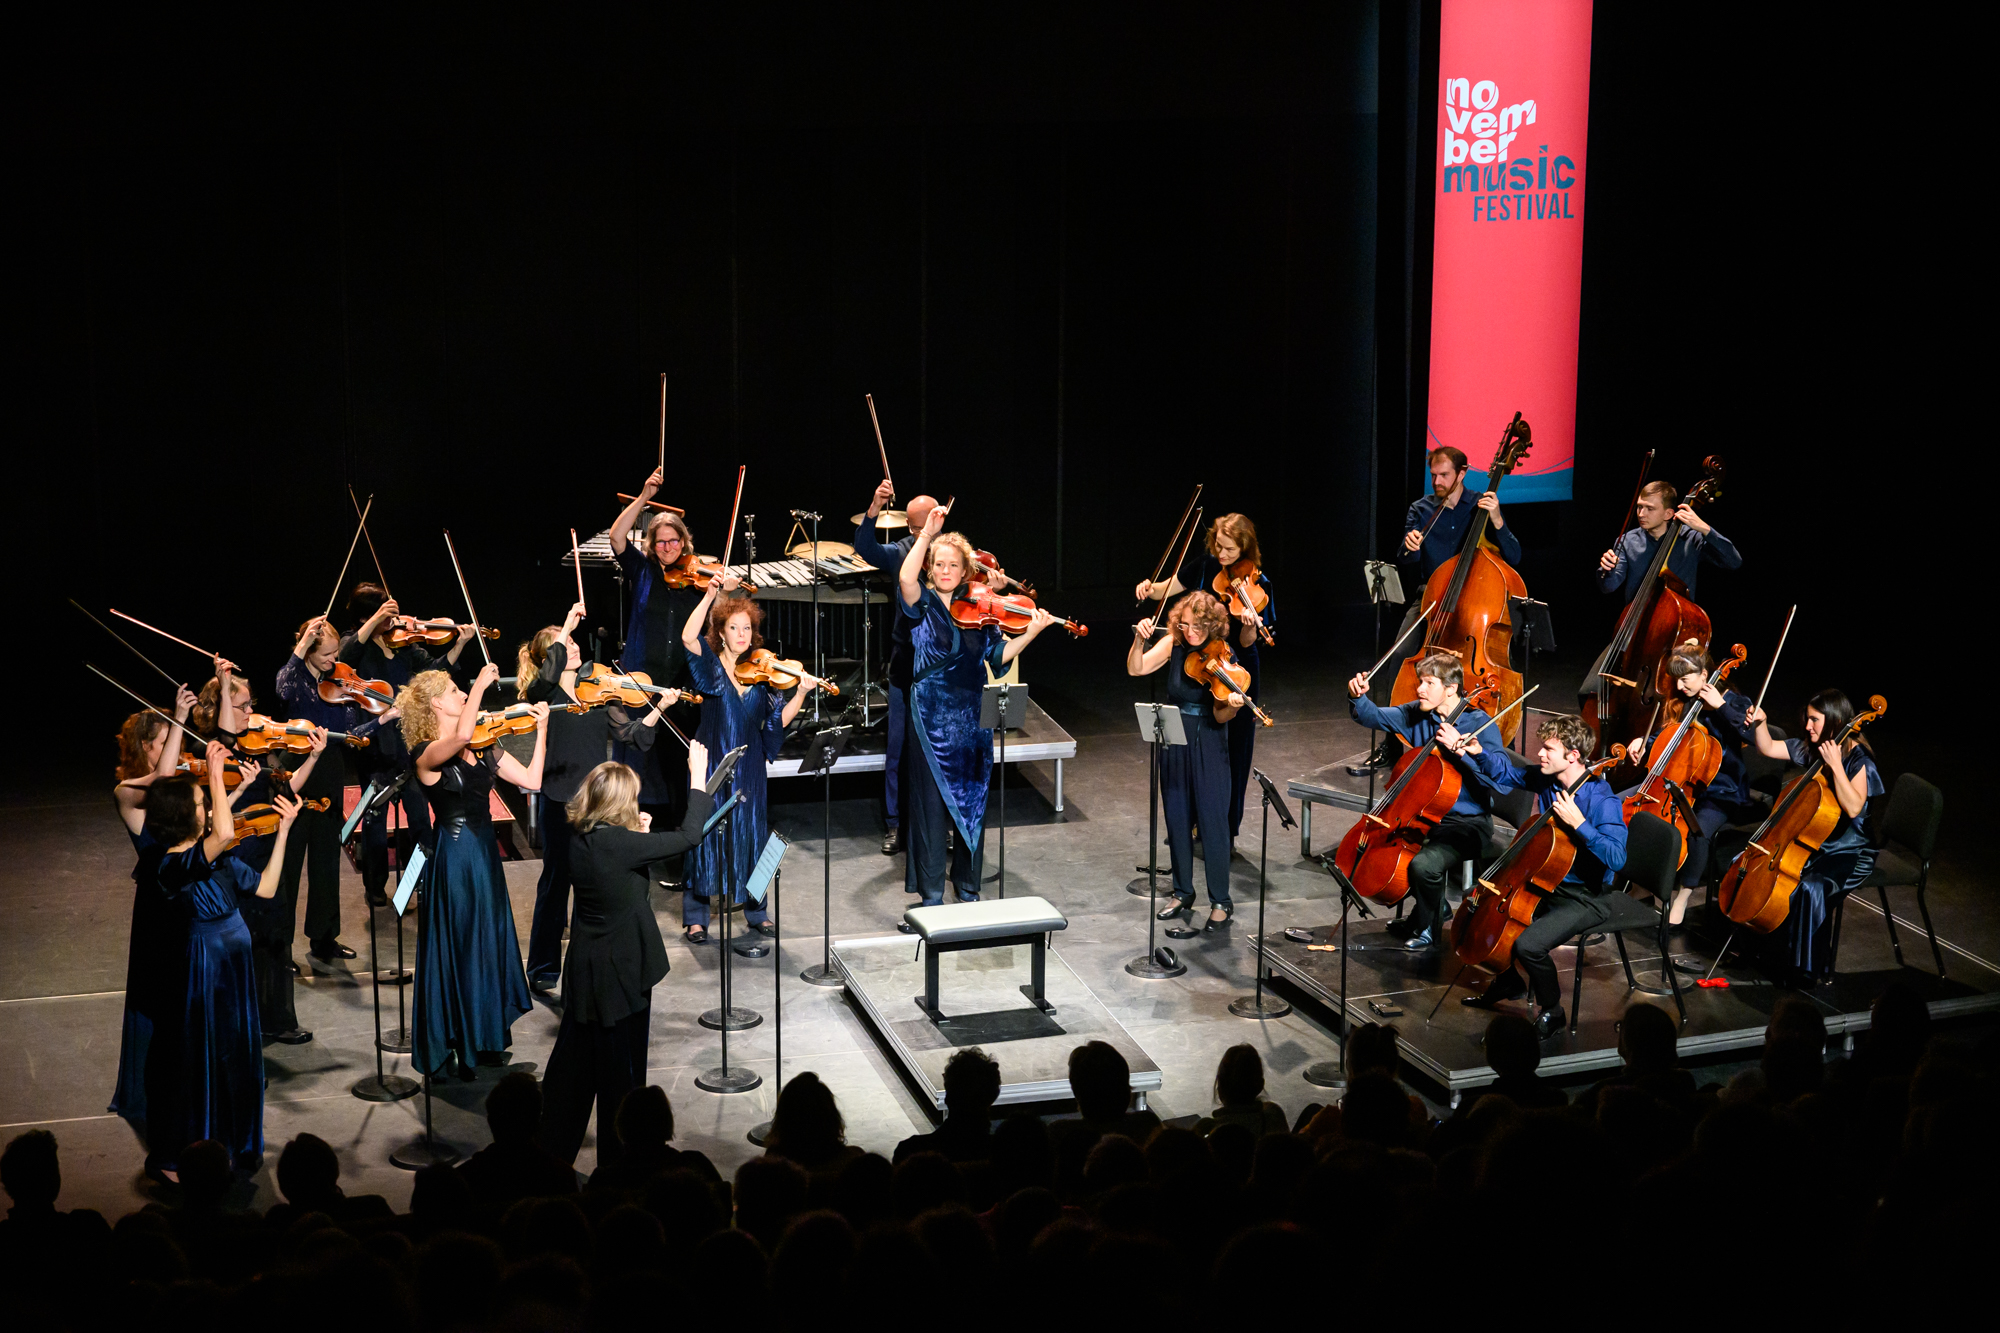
[529,975,558,995]
[364,889,388,908]
[1156,896,1193,921]
[311,942,357,962]
[1203,907,1235,935]
[264,1028,314,1045]
[1384,916,1420,941]
[897,921,916,934]
[882,827,904,855]
[1462,973,1527,1010]
[747,920,778,938]
[1533,1007,1567,1039]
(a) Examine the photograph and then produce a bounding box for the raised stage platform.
[831,932,1161,1115]
[771,699,1077,810]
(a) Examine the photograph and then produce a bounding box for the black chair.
[1833,773,1945,976]
[1461,784,1539,895]
[1565,812,1686,1033]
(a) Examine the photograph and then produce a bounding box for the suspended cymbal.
[852,509,908,530]
[790,540,857,560]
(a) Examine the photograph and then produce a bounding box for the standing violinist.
[1597,480,1741,602]
[1343,652,1497,954]
[609,470,707,874]
[1742,689,1882,982]
[1135,513,1273,842]
[1447,715,1628,1038]
[1127,592,1245,932]
[899,505,1058,915]
[1622,641,1761,927]
[855,480,939,857]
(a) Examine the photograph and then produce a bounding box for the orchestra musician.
[1126,592,1245,932]
[1343,652,1498,954]
[1598,480,1742,602]
[898,505,1059,915]
[274,615,368,983]
[855,480,939,857]
[1449,715,1629,1037]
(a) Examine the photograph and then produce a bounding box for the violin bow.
[86,663,219,753]
[325,493,374,621]
[350,486,392,599]
[657,372,668,476]
[72,599,182,691]
[441,529,491,666]
[108,608,218,662]
[866,393,893,494]
[1140,486,1203,608]
[1452,684,1542,747]
[1360,599,1437,683]
[1751,604,1797,718]
[1608,448,1655,555]
[571,528,587,613]
[611,658,693,749]
[718,465,748,581]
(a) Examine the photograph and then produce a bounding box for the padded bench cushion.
[904,896,1068,945]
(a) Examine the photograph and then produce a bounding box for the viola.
[948,588,1089,639]
[1582,456,1725,765]
[1181,637,1274,727]
[1716,694,1886,933]
[1620,643,1748,865]
[466,704,546,750]
[236,715,370,755]
[316,661,397,715]
[657,552,751,592]
[1332,672,1502,903]
[218,797,331,852]
[386,616,503,648]
[176,755,244,790]
[1448,745,1627,972]
[733,649,839,695]
[1211,557,1274,646]
[572,664,700,710]
[1391,413,1533,745]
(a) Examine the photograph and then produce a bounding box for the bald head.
[906,495,938,532]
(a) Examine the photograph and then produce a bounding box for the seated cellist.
[1344,652,1497,955]
[1446,715,1628,1037]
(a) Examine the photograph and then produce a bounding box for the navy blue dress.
[1778,738,1883,978]
[414,751,531,1075]
[682,634,787,927]
[110,823,183,1149]
[902,586,1006,905]
[1161,643,1236,908]
[151,840,269,1170]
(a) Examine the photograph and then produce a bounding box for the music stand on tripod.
[979,682,1028,898]
[1125,702,1188,980]
[1508,595,1556,754]
[1229,769,1296,1019]
[736,832,792,1144]
[797,726,853,988]
[1302,855,1375,1089]
[344,774,416,1104]
[1349,559,1407,793]
[388,842,461,1170]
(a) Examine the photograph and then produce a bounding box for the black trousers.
[1405,812,1492,934]
[906,745,982,906]
[1503,889,1612,1010]
[248,902,297,1035]
[1226,688,1258,838]
[278,803,344,948]
[361,780,432,899]
[539,1000,651,1167]
[526,794,572,985]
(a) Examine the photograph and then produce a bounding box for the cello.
[1449,746,1627,973]
[1581,457,1725,760]
[1620,643,1748,867]
[1716,695,1887,933]
[1390,414,1533,745]
[1333,671,1501,904]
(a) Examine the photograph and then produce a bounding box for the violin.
[1620,643,1748,865]
[466,704,547,750]
[236,715,370,755]
[1582,457,1725,764]
[572,664,701,710]
[218,798,331,852]
[969,551,1035,597]
[1332,672,1502,903]
[177,755,244,790]
[1211,557,1274,646]
[1181,638,1274,727]
[1448,745,1627,972]
[948,588,1089,639]
[657,552,757,593]
[733,649,839,695]
[316,661,397,715]
[1717,695,1887,933]
[386,616,503,648]
[1391,414,1532,745]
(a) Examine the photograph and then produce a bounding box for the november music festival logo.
[1439,77,1577,222]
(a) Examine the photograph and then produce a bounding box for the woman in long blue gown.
[676,575,829,942]
[896,506,1061,909]
[1744,688,1884,982]
[140,747,299,1174]
[397,663,549,1080]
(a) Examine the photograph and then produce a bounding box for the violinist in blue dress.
[1744,688,1883,982]
[896,504,1060,915]
[142,746,301,1176]
[856,479,940,857]
[1136,513,1274,842]
[1125,592,1248,933]
[1596,480,1742,602]
[677,573,830,943]
[398,662,549,1080]
[1448,715,1629,1038]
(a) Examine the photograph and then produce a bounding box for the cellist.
[1742,689,1883,981]
[1448,715,1628,1037]
[1598,480,1741,602]
[1344,652,1497,954]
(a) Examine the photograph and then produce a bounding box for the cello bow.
[1751,604,1798,718]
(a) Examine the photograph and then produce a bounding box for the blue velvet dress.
[414,751,531,1076]
[1777,739,1884,978]
[902,587,1006,904]
[150,840,269,1170]
[110,824,182,1148]
[683,634,787,927]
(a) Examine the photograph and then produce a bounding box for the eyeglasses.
[655,537,683,548]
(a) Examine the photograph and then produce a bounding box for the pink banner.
[1427,0,1593,502]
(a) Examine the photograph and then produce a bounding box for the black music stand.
[345,774,417,1103]
[1351,559,1407,792]
[1126,703,1188,979]
[1302,854,1375,1088]
[797,726,853,988]
[737,834,791,1143]
[389,848,461,1170]
[1229,769,1296,1019]
[1508,595,1556,754]
[980,682,1028,898]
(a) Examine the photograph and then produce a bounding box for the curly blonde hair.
[928,531,978,589]
[395,670,457,748]
[1169,591,1230,645]
[566,761,644,834]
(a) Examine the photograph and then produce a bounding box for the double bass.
[1582,457,1725,761]
[1620,643,1748,867]
[1391,414,1532,745]
[1449,746,1626,973]
[1716,695,1887,933]
[1333,672,1501,904]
